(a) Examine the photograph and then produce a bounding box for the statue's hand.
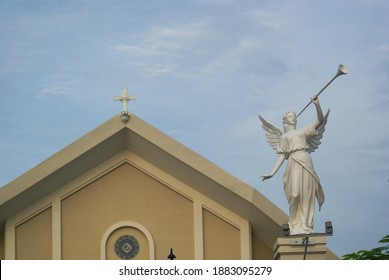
[311,95,320,105]
[261,174,273,181]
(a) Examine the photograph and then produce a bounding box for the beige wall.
[6,159,255,260]
[15,207,52,260]
[203,209,240,259]
[61,163,194,260]
[252,232,273,260]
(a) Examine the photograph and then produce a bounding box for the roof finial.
[113,86,137,123]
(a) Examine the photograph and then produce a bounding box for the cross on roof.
[113,87,137,114]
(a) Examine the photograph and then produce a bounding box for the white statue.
[259,96,329,235]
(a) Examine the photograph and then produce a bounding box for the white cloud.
[113,20,215,57]
[38,84,69,97]
[246,9,289,31]
[36,76,83,98]
[111,20,222,79]
[113,44,149,56]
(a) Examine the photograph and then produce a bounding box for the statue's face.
[284,112,297,126]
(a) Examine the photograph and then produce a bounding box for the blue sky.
[1,0,388,258]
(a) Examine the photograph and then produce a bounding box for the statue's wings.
[307,109,330,153]
[258,115,283,151]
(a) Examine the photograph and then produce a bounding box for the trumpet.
[296,64,348,118]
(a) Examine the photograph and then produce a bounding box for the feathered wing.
[258,115,283,151]
[307,109,330,153]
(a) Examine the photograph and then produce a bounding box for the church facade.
[0,113,337,260]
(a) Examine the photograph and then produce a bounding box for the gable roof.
[0,113,289,248]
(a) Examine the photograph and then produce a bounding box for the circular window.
[114,235,140,259]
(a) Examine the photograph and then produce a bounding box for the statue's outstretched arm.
[312,95,324,130]
[261,153,286,181]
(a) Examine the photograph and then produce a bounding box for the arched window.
[100,221,155,260]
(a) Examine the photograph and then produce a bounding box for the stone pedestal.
[273,236,328,260]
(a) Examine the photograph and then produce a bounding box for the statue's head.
[283,111,297,131]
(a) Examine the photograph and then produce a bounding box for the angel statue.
[259,95,329,235]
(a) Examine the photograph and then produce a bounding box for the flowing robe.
[277,124,325,234]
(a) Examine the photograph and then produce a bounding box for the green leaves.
[342,235,389,260]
